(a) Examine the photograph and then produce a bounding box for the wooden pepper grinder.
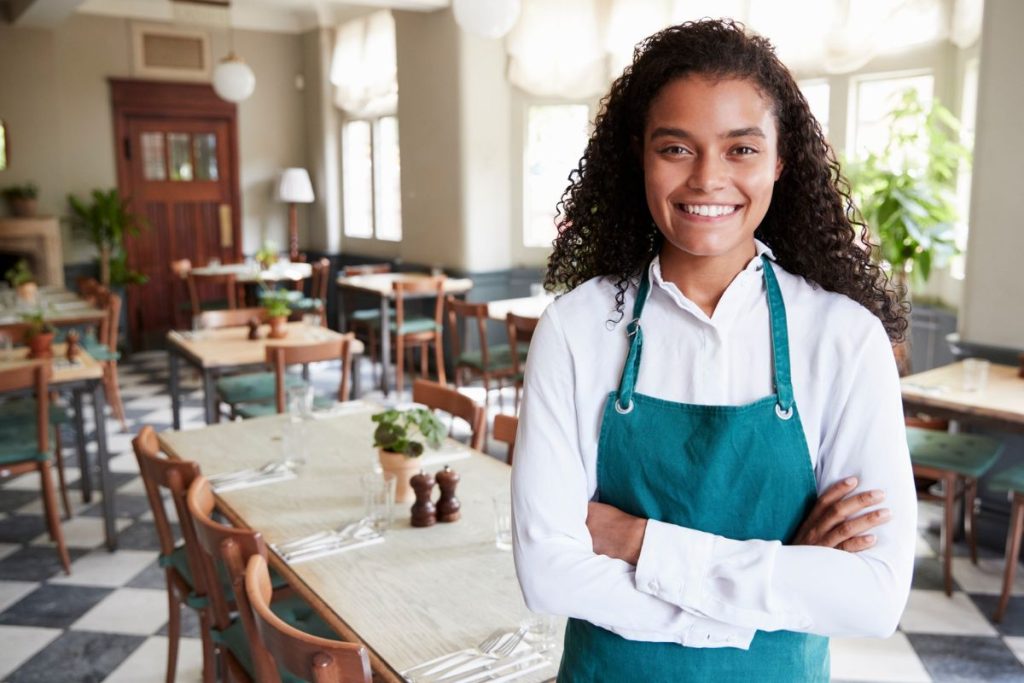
[435,465,461,523]
[410,470,437,527]
[65,330,81,362]
[247,316,261,340]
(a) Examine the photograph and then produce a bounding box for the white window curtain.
[506,0,984,97]
[331,10,398,117]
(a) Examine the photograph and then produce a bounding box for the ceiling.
[2,0,449,32]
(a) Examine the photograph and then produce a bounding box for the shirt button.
[648,580,659,592]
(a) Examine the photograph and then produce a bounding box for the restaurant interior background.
[1,0,1023,681]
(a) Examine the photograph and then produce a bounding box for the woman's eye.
[660,145,689,155]
[732,146,758,155]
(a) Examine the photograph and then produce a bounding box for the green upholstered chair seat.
[216,372,306,406]
[349,308,396,322]
[0,420,53,465]
[291,297,323,311]
[161,545,287,599]
[907,427,1003,478]
[0,398,71,425]
[988,465,1024,494]
[367,316,440,335]
[83,341,119,362]
[195,299,233,312]
[218,595,338,681]
[455,344,528,373]
[258,289,303,304]
[236,395,336,420]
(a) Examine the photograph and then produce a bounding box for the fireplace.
[0,217,64,287]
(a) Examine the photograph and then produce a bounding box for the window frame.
[341,113,402,243]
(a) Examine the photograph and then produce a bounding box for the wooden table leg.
[169,349,182,431]
[997,494,1024,622]
[966,477,980,564]
[72,388,92,503]
[91,381,116,551]
[379,296,391,396]
[203,370,218,424]
[943,472,956,596]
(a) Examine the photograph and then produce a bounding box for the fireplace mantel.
[0,217,65,287]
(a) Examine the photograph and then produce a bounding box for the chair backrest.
[393,276,446,334]
[170,258,193,280]
[245,555,372,683]
[187,271,237,314]
[187,475,271,670]
[445,297,491,368]
[506,313,538,377]
[310,258,331,303]
[412,379,485,450]
[265,333,356,411]
[77,277,102,300]
[342,263,391,276]
[198,307,267,330]
[94,289,121,352]
[131,426,208,590]
[492,414,519,466]
[0,361,50,453]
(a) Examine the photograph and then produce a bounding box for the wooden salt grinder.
[410,470,437,527]
[435,465,461,523]
[247,316,261,340]
[65,330,81,361]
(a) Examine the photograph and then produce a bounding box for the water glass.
[191,315,205,339]
[302,313,322,329]
[962,358,990,392]
[281,420,309,466]
[0,332,13,361]
[208,257,221,268]
[288,384,314,422]
[493,496,513,551]
[361,472,396,534]
[521,613,558,652]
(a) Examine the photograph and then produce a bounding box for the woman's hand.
[792,477,890,552]
[586,502,648,565]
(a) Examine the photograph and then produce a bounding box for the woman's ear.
[774,158,784,181]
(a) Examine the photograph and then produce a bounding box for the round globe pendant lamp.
[212,52,255,103]
[452,0,521,39]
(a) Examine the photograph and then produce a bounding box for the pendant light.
[212,2,255,103]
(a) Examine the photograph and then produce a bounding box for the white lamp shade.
[453,0,521,39]
[277,168,315,203]
[212,54,256,103]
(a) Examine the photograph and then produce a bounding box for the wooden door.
[111,80,241,349]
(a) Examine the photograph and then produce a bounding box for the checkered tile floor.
[2,352,1024,681]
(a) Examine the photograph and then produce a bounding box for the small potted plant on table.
[2,183,38,217]
[22,309,55,358]
[372,407,446,503]
[262,288,292,339]
[5,258,37,303]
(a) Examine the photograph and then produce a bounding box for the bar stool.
[908,426,1004,596]
[989,465,1024,622]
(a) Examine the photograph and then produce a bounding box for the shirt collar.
[648,238,775,289]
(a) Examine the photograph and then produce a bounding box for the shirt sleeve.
[512,303,757,649]
[633,317,916,637]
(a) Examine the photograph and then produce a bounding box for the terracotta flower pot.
[267,315,288,339]
[9,197,37,217]
[27,332,54,359]
[15,282,37,304]
[378,449,423,503]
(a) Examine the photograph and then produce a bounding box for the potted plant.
[262,288,292,339]
[372,407,446,502]
[66,189,147,289]
[2,182,38,217]
[255,240,279,271]
[5,258,37,303]
[22,309,55,359]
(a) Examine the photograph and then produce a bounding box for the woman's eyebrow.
[648,126,766,140]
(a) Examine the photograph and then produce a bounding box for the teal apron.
[558,256,829,682]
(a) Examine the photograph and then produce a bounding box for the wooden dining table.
[0,288,106,327]
[165,322,364,429]
[901,360,1024,432]
[189,261,312,284]
[485,295,555,323]
[1,344,116,549]
[157,405,561,682]
[335,273,474,395]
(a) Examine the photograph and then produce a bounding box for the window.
[342,115,402,241]
[952,58,979,279]
[849,72,934,160]
[798,79,830,138]
[523,104,590,248]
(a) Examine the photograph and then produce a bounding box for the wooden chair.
[342,263,393,372]
[235,335,356,419]
[0,361,71,574]
[908,426,1004,596]
[198,307,267,330]
[91,289,127,430]
[170,259,194,329]
[245,554,372,683]
[492,414,519,466]
[132,426,216,683]
[446,298,521,407]
[187,271,238,317]
[506,313,538,410]
[412,379,485,451]
[372,277,447,395]
[291,258,331,325]
[988,466,1024,622]
[187,476,339,682]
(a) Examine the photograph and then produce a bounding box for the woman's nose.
[686,155,727,192]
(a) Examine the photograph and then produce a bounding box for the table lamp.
[276,168,314,261]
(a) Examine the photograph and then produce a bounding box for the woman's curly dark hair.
[545,18,908,342]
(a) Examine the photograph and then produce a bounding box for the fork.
[208,460,288,486]
[273,518,370,554]
[401,629,507,679]
[430,628,531,682]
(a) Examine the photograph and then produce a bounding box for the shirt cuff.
[636,519,716,612]
[681,619,756,650]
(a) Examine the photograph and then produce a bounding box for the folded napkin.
[284,534,385,564]
[213,468,297,493]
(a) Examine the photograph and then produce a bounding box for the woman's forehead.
[645,75,778,136]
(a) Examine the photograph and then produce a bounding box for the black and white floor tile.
[1,351,1023,681]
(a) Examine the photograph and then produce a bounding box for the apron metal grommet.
[775,404,793,420]
[615,400,634,414]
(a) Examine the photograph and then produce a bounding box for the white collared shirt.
[511,240,916,648]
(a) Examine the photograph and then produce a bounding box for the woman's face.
[643,75,783,270]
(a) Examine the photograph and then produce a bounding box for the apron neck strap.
[614,269,650,412]
[761,255,794,410]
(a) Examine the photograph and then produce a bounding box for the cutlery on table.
[272,517,371,553]
[433,651,543,683]
[208,460,292,486]
[401,629,507,679]
[281,533,384,563]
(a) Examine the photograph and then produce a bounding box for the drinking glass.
[288,383,314,422]
[0,332,13,361]
[493,496,513,551]
[302,313,322,329]
[191,315,205,339]
[962,358,990,392]
[521,613,558,653]
[361,472,396,534]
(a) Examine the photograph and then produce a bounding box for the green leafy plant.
[847,89,970,289]
[261,287,292,318]
[21,309,55,339]
[255,241,279,270]
[4,259,34,287]
[371,407,446,457]
[2,182,38,200]
[66,189,148,287]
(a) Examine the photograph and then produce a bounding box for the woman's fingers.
[837,534,877,552]
[814,489,886,538]
[800,477,859,531]
[821,507,891,548]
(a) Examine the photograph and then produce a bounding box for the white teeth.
[680,204,737,217]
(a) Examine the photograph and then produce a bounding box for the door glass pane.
[342,120,374,239]
[374,116,402,241]
[193,133,219,181]
[141,132,166,181]
[168,133,194,181]
[524,104,590,248]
